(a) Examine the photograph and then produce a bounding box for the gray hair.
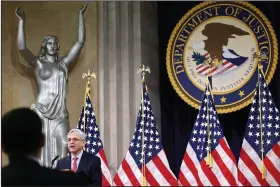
[67,129,86,141]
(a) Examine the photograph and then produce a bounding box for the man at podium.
[56,129,102,186]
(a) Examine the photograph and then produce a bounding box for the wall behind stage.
[1,1,98,166]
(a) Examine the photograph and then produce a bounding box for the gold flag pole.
[206,76,212,167]
[82,69,96,133]
[205,58,216,168]
[137,64,151,186]
[253,51,268,179]
[206,72,210,166]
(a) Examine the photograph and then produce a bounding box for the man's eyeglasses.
[67,138,81,142]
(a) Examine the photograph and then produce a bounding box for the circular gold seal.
[166,1,278,113]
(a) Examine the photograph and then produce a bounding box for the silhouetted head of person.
[2,108,45,158]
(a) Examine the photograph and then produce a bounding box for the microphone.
[50,155,59,169]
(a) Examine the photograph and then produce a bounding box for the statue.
[15,2,88,167]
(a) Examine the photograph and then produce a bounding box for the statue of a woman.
[15,3,87,167]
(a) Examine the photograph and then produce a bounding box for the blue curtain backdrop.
[158,1,280,177]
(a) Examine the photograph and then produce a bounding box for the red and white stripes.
[238,140,280,186]
[114,150,178,186]
[97,149,113,186]
[179,138,238,186]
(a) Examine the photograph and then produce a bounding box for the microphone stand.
[50,155,59,169]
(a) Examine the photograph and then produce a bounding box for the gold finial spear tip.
[137,64,151,82]
[252,51,268,73]
[252,51,268,63]
[82,70,96,90]
[137,64,151,74]
[82,69,96,80]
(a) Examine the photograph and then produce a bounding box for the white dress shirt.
[71,150,83,170]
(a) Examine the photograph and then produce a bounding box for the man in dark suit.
[56,129,102,186]
[1,108,88,186]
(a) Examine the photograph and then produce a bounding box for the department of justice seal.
[166,1,278,113]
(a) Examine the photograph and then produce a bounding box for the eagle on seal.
[191,22,250,73]
[202,22,250,64]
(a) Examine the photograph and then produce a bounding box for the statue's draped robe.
[33,60,69,167]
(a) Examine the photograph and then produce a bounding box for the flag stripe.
[99,149,110,168]
[178,161,194,186]
[220,138,237,165]
[113,174,125,186]
[151,154,177,185]
[197,64,203,69]
[125,152,142,185]
[268,152,280,173]
[264,166,279,186]
[157,150,175,176]
[210,66,218,73]
[97,152,112,186]
[198,162,214,185]
[240,145,270,186]
[146,160,169,185]
[270,145,280,173]
[117,163,133,186]
[210,155,230,186]
[264,149,280,184]
[201,159,221,186]
[238,167,253,186]
[239,158,260,186]
[272,143,280,160]
[178,170,191,186]
[182,160,200,186]
[102,174,111,186]
[156,150,177,180]
[183,150,203,186]
[118,163,134,186]
[122,159,141,186]
[217,139,238,185]
[212,147,237,185]
[196,64,209,71]
[143,165,160,186]
[198,66,211,74]
[188,145,205,185]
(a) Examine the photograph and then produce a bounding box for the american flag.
[113,83,178,186]
[178,76,238,186]
[77,89,113,186]
[238,72,280,186]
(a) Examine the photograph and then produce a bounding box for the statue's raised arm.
[15,6,37,67]
[62,2,88,66]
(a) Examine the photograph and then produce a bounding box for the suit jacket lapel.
[77,151,88,172]
[66,155,71,170]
